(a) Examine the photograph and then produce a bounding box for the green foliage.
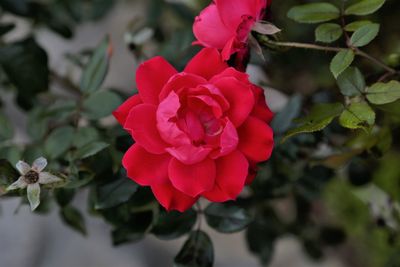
[336,67,366,97]
[344,20,373,32]
[366,80,400,104]
[204,203,253,233]
[60,205,87,235]
[315,23,343,43]
[345,0,386,16]
[44,126,75,159]
[174,230,214,267]
[82,91,123,119]
[152,209,197,240]
[350,23,380,47]
[287,3,340,24]
[330,50,355,78]
[339,102,376,130]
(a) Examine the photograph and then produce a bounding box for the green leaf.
[330,50,355,78]
[174,230,214,267]
[350,23,380,47]
[315,23,343,43]
[339,102,375,129]
[95,174,138,209]
[80,36,112,93]
[0,112,13,141]
[0,0,31,16]
[344,20,372,32]
[366,80,400,105]
[287,3,340,24]
[60,205,87,235]
[0,159,19,189]
[283,103,344,142]
[204,203,253,233]
[72,127,99,147]
[44,126,75,159]
[152,209,197,240]
[83,90,122,119]
[345,0,386,16]
[336,67,366,96]
[0,37,49,110]
[74,142,109,160]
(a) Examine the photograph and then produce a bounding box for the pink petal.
[125,104,169,154]
[210,67,250,84]
[238,116,274,162]
[210,120,239,158]
[215,0,264,29]
[169,158,216,197]
[251,86,274,123]
[184,48,228,80]
[193,4,234,50]
[220,36,240,61]
[158,72,207,101]
[156,91,191,146]
[112,94,142,126]
[123,144,171,186]
[136,56,177,105]
[213,77,255,126]
[203,150,249,202]
[151,181,198,212]
[166,145,212,165]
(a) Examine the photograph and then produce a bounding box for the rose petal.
[203,150,248,202]
[169,158,216,197]
[125,104,169,154]
[151,181,198,212]
[251,86,274,123]
[215,0,264,29]
[112,94,142,126]
[209,67,250,84]
[210,120,239,159]
[136,56,177,105]
[166,145,212,165]
[123,144,171,186]
[32,157,47,172]
[238,116,274,162]
[158,72,207,101]
[16,161,30,175]
[193,4,234,50]
[213,77,255,126]
[184,48,228,80]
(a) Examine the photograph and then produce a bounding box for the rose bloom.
[113,48,274,212]
[193,0,271,61]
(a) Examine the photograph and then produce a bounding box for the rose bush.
[113,48,274,212]
[193,0,271,61]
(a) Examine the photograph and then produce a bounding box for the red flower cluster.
[113,1,274,212]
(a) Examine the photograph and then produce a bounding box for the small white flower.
[7,157,62,211]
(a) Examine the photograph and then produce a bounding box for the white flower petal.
[7,176,27,191]
[32,157,47,172]
[27,183,41,211]
[16,161,31,175]
[39,172,62,184]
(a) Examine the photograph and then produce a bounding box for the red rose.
[113,48,274,212]
[193,0,271,61]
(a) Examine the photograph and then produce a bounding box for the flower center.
[24,170,39,184]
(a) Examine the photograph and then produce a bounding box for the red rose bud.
[113,48,274,212]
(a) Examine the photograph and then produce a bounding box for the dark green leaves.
[74,142,109,160]
[345,0,386,16]
[315,23,343,43]
[0,112,13,141]
[44,126,75,159]
[60,206,87,235]
[80,36,112,93]
[287,3,340,24]
[204,203,252,233]
[283,103,344,142]
[350,23,380,47]
[83,90,122,119]
[0,38,49,110]
[0,159,19,190]
[330,50,355,78]
[366,80,400,104]
[152,209,197,240]
[339,102,375,130]
[344,20,373,32]
[95,175,138,210]
[337,67,366,96]
[174,231,214,267]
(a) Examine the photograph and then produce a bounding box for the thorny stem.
[259,36,397,74]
